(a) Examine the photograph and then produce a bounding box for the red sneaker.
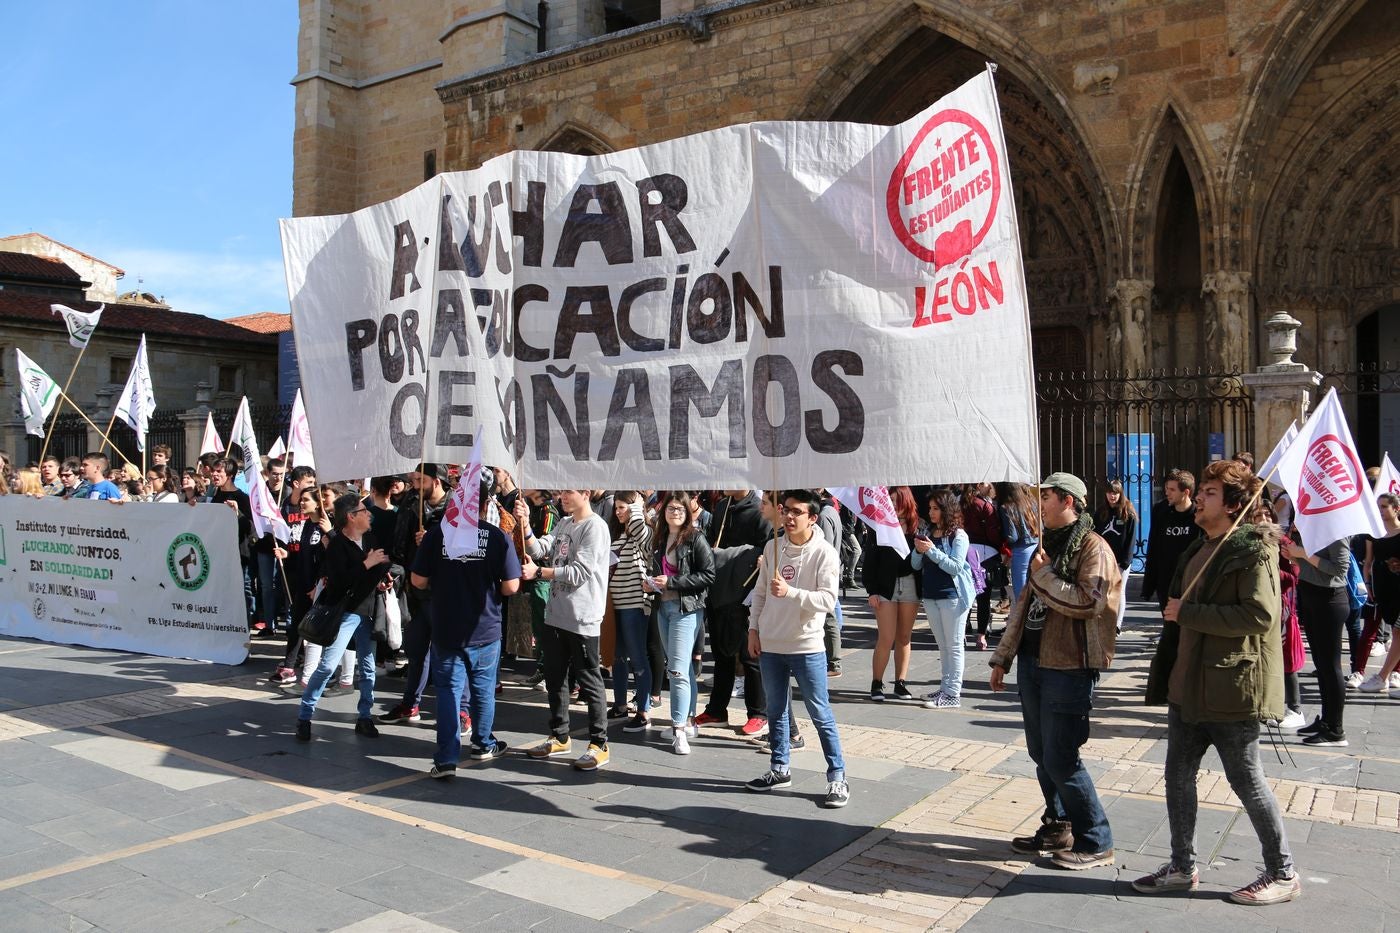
[740,716,767,736]
[459,712,472,738]
[378,703,420,724]
[694,712,727,727]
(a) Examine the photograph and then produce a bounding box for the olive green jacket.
[1145,523,1284,723]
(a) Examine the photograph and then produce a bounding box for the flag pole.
[37,344,92,466]
[418,175,448,532]
[53,385,137,466]
[1174,465,1277,605]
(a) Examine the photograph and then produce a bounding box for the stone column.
[1240,311,1321,462]
[1201,270,1251,374]
[91,387,116,456]
[180,383,215,466]
[1110,279,1152,374]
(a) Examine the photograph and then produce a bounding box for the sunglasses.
[59,472,74,478]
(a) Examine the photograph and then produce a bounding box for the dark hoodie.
[706,492,774,607]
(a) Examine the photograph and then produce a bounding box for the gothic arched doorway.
[814,26,1116,376]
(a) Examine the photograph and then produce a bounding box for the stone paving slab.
[2,594,1397,932]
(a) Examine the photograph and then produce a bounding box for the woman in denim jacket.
[912,489,976,708]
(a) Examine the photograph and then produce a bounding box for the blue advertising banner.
[1108,433,1154,572]
[277,332,301,407]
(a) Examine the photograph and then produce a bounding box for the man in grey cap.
[989,472,1121,870]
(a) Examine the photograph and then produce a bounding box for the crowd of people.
[5,441,1398,908]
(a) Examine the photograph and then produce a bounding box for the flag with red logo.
[441,429,485,559]
[1375,453,1400,500]
[829,486,909,558]
[1275,387,1385,554]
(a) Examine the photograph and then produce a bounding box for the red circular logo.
[781,564,796,582]
[886,109,1001,267]
[1297,435,1364,514]
[858,487,899,529]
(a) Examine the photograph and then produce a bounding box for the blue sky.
[1,3,298,319]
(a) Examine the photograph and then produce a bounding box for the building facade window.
[217,364,241,394]
[110,356,132,385]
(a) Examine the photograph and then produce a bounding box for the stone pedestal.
[1240,311,1320,463]
[1202,270,1251,374]
[180,383,215,464]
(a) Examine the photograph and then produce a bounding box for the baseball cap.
[1040,472,1088,504]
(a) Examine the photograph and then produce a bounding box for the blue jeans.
[656,600,701,727]
[431,641,500,766]
[1009,544,1036,601]
[923,598,969,700]
[612,607,652,713]
[1016,653,1112,852]
[760,650,844,782]
[300,612,375,721]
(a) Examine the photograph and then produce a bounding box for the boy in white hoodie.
[747,489,849,808]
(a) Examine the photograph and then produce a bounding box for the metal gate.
[1036,368,1254,563]
[1318,361,1400,470]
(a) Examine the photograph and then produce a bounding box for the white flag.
[1257,420,1298,487]
[228,396,261,479]
[1374,453,1400,500]
[287,389,315,469]
[441,430,485,559]
[199,412,224,457]
[248,468,292,543]
[267,436,287,460]
[112,334,156,451]
[52,303,103,349]
[16,349,60,437]
[1275,387,1385,554]
[829,486,909,558]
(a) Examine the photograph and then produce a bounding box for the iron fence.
[1035,368,1254,565]
[1317,361,1400,470]
[25,413,89,465]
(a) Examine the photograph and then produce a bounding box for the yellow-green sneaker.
[573,743,610,771]
[526,736,572,759]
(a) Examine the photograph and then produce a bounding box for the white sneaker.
[1372,641,1388,658]
[1278,709,1307,730]
[672,731,691,755]
[1390,672,1400,690]
[1358,673,1388,693]
[1346,671,1364,689]
[734,682,745,698]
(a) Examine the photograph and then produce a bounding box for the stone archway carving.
[798,4,1118,372]
[1124,99,1219,281]
[534,120,617,155]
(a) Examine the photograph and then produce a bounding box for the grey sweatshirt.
[1296,536,1351,589]
[749,533,840,655]
[528,512,610,636]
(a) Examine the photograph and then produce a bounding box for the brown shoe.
[1010,820,1072,855]
[1050,848,1115,870]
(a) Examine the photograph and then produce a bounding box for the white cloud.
[94,245,289,320]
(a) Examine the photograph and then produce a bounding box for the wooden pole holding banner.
[417,175,448,532]
[50,385,139,467]
[37,343,93,467]
[1174,466,1276,606]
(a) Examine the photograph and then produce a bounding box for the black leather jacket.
[650,531,716,615]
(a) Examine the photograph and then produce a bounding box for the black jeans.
[540,625,608,747]
[705,602,766,720]
[1298,580,1348,733]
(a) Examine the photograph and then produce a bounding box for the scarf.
[1042,510,1095,582]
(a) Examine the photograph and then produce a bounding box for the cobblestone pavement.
[1,589,1396,932]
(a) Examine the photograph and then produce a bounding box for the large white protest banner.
[282,70,1037,489]
[0,498,247,665]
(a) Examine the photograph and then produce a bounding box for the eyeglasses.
[59,472,74,478]
[664,505,688,514]
[781,507,807,517]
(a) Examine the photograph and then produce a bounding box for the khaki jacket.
[1145,524,1284,723]
[990,531,1121,672]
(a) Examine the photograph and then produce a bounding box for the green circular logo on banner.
[167,533,211,591]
